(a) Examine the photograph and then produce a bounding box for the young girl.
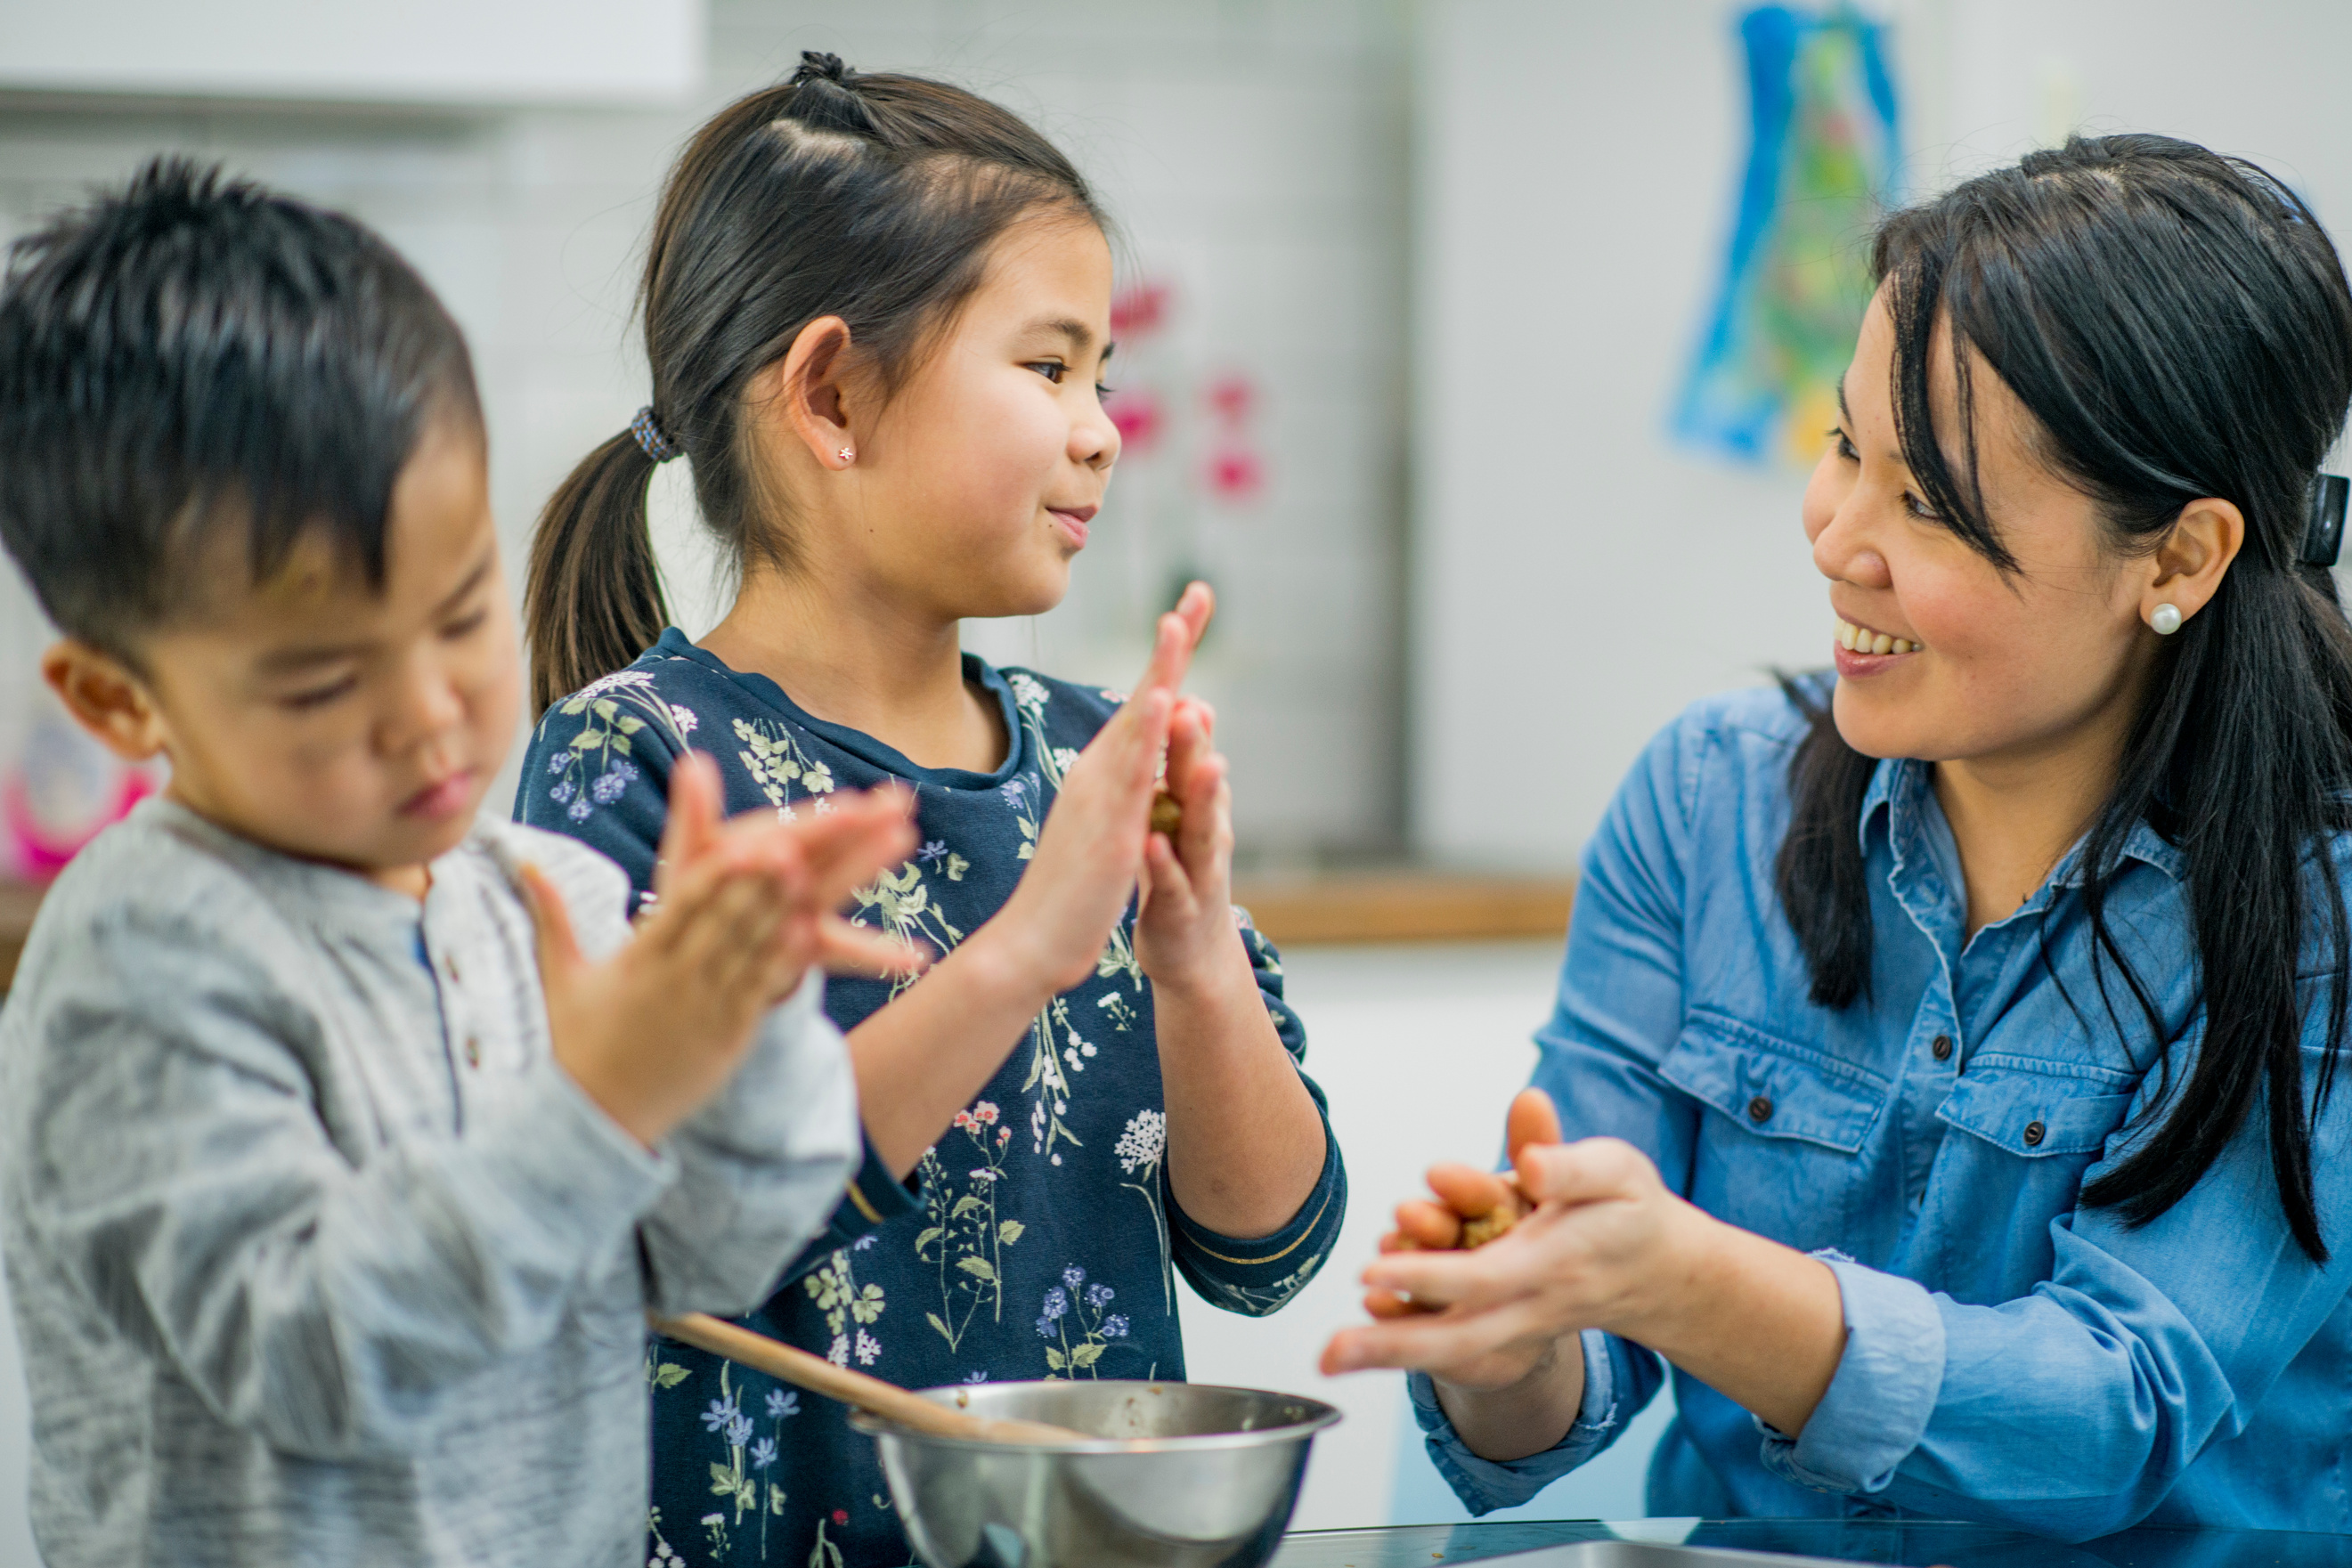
[1327,134,2352,1538]
[517,53,1345,1568]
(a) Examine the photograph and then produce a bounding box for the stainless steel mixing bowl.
[850,1379,1342,1568]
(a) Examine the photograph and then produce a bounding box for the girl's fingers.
[1173,580,1215,649]
[1363,1288,1422,1320]
[1132,605,1197,701]
[1142,831,1197,914]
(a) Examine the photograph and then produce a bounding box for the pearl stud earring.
[838,446,854,465]
[2151,603,2183,636]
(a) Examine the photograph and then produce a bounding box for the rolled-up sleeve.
[1408,1328,1653,1515]
[1759,1251,1945,1494]
[1749,995,2352,1539]
[1168,918,1347,1316]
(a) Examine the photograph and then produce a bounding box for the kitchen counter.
[1270,1519,2352,1568]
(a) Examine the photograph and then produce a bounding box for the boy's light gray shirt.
[0,798,859,1567]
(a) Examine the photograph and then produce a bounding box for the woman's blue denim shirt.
[1414,684,2352,1540]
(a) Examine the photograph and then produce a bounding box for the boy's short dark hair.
[0,157,479,659]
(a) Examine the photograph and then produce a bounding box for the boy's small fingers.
[661,752,723,866]
[516,862,584,979]
[815,918,926,978]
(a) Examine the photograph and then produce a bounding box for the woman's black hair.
[0,157,478,662]
[524,51,1103,711]
[1775,134,2352,1262]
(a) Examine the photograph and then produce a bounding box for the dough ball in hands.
[1395,1088,1563,1251]
[1149,788,1184,838]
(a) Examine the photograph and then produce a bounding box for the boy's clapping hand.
[521,752,917,1147]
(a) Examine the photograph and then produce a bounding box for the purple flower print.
[1062,1264,1086,1292]
[1085,1282,1113,1310]
[700,1393,742,1434]
[766,1388,799,1420]
[1104,1314,1129,1338]
[751,1437,777,1471]
[724,1412,753,1448]
[1041,1286,1068,1320]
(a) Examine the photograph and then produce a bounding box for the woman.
[1323,134,2352,1538]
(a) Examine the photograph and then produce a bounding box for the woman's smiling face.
[1805,288,2161,769]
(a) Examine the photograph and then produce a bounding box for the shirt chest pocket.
[1934,1058,2136,1158]
[1659,1010,1891,1252]
[1928,1057,2137,1292]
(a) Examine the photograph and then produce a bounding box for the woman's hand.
[1324,1087,1849,1442]
[981,583,1212,995]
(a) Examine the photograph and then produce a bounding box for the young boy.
[0,159,913,1566]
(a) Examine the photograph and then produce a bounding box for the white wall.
[1411,0,2352,870]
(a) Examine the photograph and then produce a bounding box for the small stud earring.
[837,446,854,465]
[2150,603,2183,636]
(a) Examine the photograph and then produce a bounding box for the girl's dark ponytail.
[524,431,667,712]
[523,51,1101,712]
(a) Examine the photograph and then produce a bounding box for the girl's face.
[1805,290,2161,771]
[835,215,1120,620]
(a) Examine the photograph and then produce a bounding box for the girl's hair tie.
[629,405,680,464]
[791,51,850,88]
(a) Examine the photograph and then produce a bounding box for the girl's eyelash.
[1095,382,1116,399]
[443,608,490,639]
[1030,361,1066,384]
[282,678,357,711]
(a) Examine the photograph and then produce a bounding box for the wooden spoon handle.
[650,1312,1089,1446]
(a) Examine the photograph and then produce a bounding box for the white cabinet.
[0,0,703,107]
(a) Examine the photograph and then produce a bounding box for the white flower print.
[1007,670,1051,711]
[1115,1109,1174,1312]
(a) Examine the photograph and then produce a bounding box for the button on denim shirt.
[1413,685,2352,1540]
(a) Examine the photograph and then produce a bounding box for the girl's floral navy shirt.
[517,629,1346,1568]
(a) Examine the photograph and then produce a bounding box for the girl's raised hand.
[980,586,1209,996]
[1133,695,1245,987]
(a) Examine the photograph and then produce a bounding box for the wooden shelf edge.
[1232,873,1575,948]
[0,871,1573,995]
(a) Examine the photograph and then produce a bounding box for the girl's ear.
[2141,497,2246,631]
[757,315,860,471]
[41,640,168,763]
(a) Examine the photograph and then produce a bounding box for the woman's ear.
[751,315,861,472]
[41,640,168,763]
[2142,497,2246,630]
